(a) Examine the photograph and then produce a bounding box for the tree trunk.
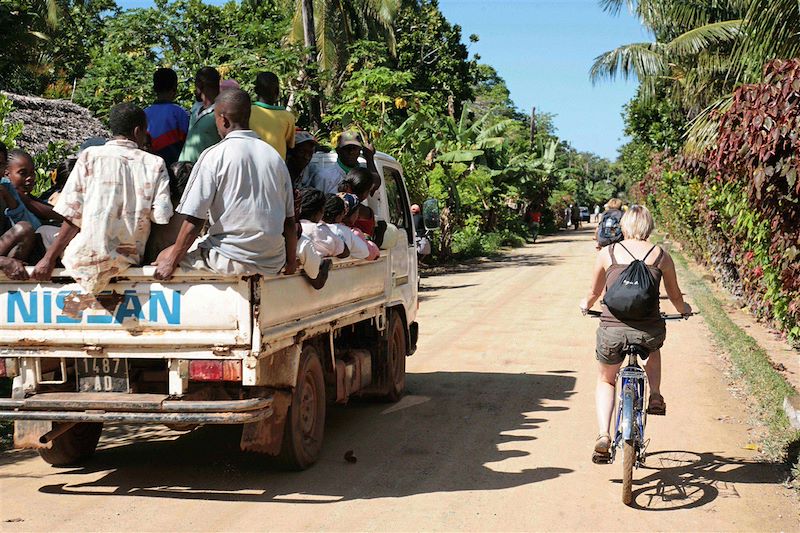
[439,205,453,260]
[301,0,323,131]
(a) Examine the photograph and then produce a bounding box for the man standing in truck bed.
[153,89,297,279]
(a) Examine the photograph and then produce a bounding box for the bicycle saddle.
[623,343,650,360]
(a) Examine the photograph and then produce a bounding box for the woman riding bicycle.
[579,205,691,461]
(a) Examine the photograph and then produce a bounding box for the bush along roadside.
[666,240,800,469]
[639,59,800,348]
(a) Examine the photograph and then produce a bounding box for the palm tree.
[596,0,800,152]
[288,0,399,75]
[591,0,744,116]
[284,0,398,130]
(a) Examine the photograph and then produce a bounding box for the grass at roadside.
[664,240,800,467]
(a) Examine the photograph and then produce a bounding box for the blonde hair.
[605,198,623,210]
[620,204,655,240]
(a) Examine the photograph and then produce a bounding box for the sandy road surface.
[1,226,797,532]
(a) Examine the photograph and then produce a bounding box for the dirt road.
[1,227,796,531]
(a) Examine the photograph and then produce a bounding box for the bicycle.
[585,309,696,505]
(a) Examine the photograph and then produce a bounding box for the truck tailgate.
[0,267,252,348]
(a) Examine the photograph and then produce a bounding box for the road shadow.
[421,252,562,279]
[418,283,479,303]
[617,450,790,511]
[20,371,575,503]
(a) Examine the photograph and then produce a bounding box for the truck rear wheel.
[38,423,103,466]
[384,311,407,402]
[278,345,326,470]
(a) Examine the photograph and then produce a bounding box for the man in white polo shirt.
[153,89,297,279]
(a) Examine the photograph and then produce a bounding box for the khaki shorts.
[596,324,666,365]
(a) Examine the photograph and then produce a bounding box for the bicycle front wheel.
[622,439,635,505]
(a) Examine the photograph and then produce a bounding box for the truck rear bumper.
[0,393,273,425]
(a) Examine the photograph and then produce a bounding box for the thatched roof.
[2,92,108,154]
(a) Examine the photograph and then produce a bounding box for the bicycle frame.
[610,351,647,464]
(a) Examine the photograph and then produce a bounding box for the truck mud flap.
[240,390,292,455]
[0,393,273,425]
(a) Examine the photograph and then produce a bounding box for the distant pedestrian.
[593,204,600,222]
[596,198,624,249]
[523,206,541,242]
[570,204,581,230]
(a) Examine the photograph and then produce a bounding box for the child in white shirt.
[299,188,349,258]
[323,193,370,260]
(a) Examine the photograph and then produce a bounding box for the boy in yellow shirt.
[250,72,295,159]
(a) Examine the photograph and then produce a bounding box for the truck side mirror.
[422,198,440,230]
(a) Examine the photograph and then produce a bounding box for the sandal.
[646,393,666,415]
[592,433,612,464]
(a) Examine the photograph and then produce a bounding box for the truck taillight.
[0,358,19,378]
[188,360,242,382]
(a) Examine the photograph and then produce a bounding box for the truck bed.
[0,256,389,357]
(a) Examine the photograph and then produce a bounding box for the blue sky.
[117,0,647,159]
[438,0,648,159]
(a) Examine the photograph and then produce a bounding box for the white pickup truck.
[0,151,435,469]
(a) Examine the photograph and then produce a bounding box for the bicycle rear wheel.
[622,438,635,505]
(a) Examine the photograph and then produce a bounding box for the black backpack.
[603,243,660,320]
[597,209,623,247]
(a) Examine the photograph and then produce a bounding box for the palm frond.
[666,19,742,56]
[590,42,667,83]
[683,94,734,156]
[599,0,635,16]
[731,0,800,83]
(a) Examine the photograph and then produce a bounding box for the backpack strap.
[642,245,658,263]
[609,243,618,265]
[617,241,635,261]
[653,247,665,267]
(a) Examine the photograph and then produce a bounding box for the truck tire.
[38,423,103,466]
[384,311,407,402]
[278,345,326,470]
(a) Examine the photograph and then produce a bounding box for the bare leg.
[0,223,34,280]
[0,222,35,260]
[596,361,622,435]
[644,349,661,396]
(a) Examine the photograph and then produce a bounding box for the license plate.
[76,358,129,392]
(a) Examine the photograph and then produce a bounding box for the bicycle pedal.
[592,452,612,464]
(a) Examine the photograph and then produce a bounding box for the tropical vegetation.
[0,0,623,261]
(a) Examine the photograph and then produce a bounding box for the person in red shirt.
[524,206,542,243]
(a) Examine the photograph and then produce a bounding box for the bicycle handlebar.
[583,309,698,320]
